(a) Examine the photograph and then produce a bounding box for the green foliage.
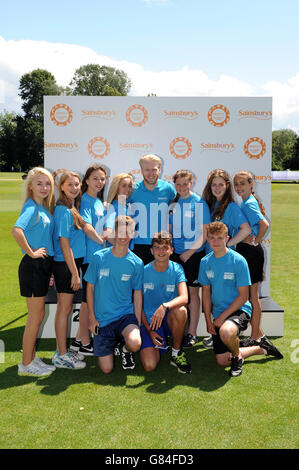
[69,64,131,96]
[0,111,18,171]
[272,128,298,170]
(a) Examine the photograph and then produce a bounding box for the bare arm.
[179,224,208,263]
[83,223,104,245]
[227,222,251,247]
[12,227,47,259]
[150,281,188,330]
[86,282,99,335]
[202,285,216,335]
[255,218,269,245]
[60,237,80,291]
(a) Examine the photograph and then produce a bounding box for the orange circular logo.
[88,137,110,159]
[126,104,148,127]
[53,168,68,187]
[208,104,230,127]
[244,137,266,160]
[50,104,73,127]
[170,137,192,160]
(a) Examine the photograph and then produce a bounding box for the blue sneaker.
[52,351,86,369]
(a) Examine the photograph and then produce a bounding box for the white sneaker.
[202,335,213,349]
[68,349,85,361]
[33,357,56,372]
[18,360,53,377]
[52,351,86,369]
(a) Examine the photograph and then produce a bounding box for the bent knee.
[215,353,231,367]
[126,338,141,353]
[219,322,237,343]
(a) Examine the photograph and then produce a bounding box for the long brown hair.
[56,171,85,230]
[202,169,234,221]
[81,164,107,202]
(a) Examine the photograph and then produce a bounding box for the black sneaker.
[182,334,198,348]
[240,337,258,347]
[121,346,135,370]
[79,340,94,356]
[69,339,81,352]
[260,336,283,359]
[229,356,244,377]
[114,341,122,356]
[170,350,192,374]
[202,336,213,349]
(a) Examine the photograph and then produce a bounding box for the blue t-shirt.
[198,249,252,319]
[14,198,54,256]
[240,195,265,238]
[130,179,176,245]
[80,192,106,264]
[104,199,134,250]
[84,247,144,326]
[143,261,186,323]
[53,205,86,261]
[169,193,211,254]
[206,201,247,253]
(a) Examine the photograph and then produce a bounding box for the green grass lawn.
[0,176,298,449]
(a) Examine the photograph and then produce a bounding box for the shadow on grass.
[0,327,282,396]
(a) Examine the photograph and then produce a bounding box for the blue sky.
[1,0,299,130]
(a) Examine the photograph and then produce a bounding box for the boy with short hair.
[85,215,144,373]
[198,221,283,377]
[140,231,191,374]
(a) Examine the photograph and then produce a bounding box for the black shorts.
[133,244,154,265]
[236,242,264,284]
[18,254,53,297]
[212,310,251,355]
[81,263,89,303]
[171,250,206,287]
[52,257,84,294]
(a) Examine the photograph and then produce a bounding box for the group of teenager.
[13,154,283,380]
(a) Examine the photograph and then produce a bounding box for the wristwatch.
[162,303,168,311]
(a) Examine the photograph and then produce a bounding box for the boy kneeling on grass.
[140,231,191,374]
[85,215,143,373]
[198,221,283,377]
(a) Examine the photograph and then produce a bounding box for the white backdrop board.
[44,96,272,297]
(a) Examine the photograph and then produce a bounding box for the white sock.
[122,345,129,353]
[172,348,180,357]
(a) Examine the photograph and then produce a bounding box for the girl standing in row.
[169,170,211,348]
[233,170,271,348]
[52,171,104,370]
[13,167,56,376]
[70,164,107,356]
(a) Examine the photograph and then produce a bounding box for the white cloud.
[1,35,299,131]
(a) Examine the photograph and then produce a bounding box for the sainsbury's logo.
[239,110,272,120]
[164,110,199,120]
[120,142,153,153]
[200,142,235,153]
[81,109,116,120]
[44,141,78,152]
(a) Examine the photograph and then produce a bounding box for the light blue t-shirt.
[80,192,106,264]
[206,201,248,253]
[130,179,176,245]
[143,260,186,323]
[240,195,265,238]
[84,247,144,326]
[198,249,252,319]
[53,205,86,261]
[104,199,134,250]
[14,198,54,256]
[169,193,211,254]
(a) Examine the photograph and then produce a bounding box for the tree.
[69,64,132,96]
[19,69,61,119]
[272,129,298,170]
[0,111,18,171]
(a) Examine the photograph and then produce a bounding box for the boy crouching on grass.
[198,222,283,378]
[140,231,191,374]
[85,215,144,373]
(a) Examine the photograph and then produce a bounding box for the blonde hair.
[139,154,161,168]
[56,171,85,230]
[233,170,265,216]
[107,173,133,204]
[23,167,55,216]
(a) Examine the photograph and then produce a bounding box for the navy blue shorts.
[93,313,139,357]
[140,312,171,354]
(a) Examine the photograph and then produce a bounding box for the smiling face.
[117,177,133,200]
[234,175,253,201]
[29,173,52,205]
[61,175,81,203]
[175,176,193,199]
[140,160,161,187]
[86,169,106,198]
[151,241,173,263]
[211,176,228,201]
